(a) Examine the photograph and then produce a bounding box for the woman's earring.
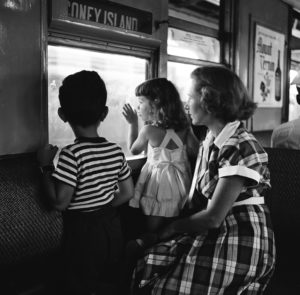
[184,103,189,112]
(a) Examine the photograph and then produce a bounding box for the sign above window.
[49,0,159,49]
[67,0,152,34]
[167,28,220,63]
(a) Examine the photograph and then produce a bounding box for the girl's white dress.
[129,129,192,217]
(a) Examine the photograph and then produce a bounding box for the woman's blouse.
[197,121,270,202]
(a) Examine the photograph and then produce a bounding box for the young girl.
[122,78,199,239]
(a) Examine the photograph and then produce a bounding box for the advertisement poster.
[253,24,285,107]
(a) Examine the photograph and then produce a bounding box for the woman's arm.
[159,175,245,241]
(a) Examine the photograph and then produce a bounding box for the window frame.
[46,31,159,167]
[167,10,222,142]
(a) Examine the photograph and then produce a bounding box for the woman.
[131,66,276,295]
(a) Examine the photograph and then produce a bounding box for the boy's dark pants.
[62,207,123,295]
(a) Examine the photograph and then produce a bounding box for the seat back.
[264,147,300,293]
[0,153,63,293]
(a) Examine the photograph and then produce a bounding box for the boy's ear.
[100,106,108,121]
[58,107,67,122]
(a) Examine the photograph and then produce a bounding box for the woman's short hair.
[59,70,107,127]
[190,66,257,122]
[135,78,190,130]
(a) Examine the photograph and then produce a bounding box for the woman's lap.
[132,205,276,295]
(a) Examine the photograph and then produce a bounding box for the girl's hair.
[135,78,189,130]
[190,66,257,122]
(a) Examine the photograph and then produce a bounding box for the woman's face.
[136,96,155,122]
[186,78,207,126]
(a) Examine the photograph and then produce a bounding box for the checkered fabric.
[131,123,275,295]
[197,125,270,202]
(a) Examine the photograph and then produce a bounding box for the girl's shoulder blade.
[145,125,168,147]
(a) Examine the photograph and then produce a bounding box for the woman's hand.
[158,222,177,242]
[122,103,138,125]
[37,144,58,166]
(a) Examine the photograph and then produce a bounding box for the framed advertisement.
[253,24,285,108]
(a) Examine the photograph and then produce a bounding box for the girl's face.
[136,96,156,122]
[186,78,208,126]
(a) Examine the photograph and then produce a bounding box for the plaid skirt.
[132,204,276,295]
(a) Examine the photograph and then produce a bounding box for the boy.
[37,70,134,295]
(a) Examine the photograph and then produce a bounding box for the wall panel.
[0,0,42,156]
[235,0,289,137]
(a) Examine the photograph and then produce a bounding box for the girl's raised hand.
[122,103,138,125]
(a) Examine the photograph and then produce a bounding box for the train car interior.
[0,0,300,294]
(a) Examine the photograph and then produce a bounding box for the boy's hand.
[122,103,138,125]
[37,144,58,166]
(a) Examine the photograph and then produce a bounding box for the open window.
[46,1,161,158]
[167,0,221,140]
[48,44,149,156]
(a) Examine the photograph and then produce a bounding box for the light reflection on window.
[168,61,198,103]
[48,45,147,156]
[289,69,300,121]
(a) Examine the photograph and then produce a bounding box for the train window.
[167,27,220,101]
[167,1,220,101]
[289,56,300,121]
[289,10,300,121]
[168,61,197,103]
[48,45,147,156]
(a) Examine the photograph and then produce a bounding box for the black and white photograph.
[0,1,299,295]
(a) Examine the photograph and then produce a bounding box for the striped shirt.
[52,137,131,212]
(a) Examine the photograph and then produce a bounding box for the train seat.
[264,147,300,294]
[0,153,63,294]
[1,148,299,294]
[0,153,146,295]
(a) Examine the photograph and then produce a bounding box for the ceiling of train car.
[169,0,220,19]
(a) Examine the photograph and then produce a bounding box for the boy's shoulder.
[61,138,123,153]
